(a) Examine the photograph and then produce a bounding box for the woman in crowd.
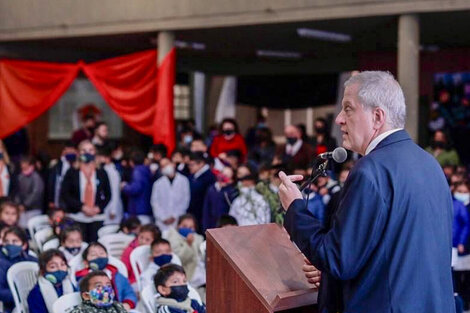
[209,118,247,162]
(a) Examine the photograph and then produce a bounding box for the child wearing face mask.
[140,238,182,290]
[75,242,137,310]
[0,226,37,313]
[27,249,77,313]
[164,214,206,291]
[15,156,45,229]
[70,270,127,313]
[121,224,161,286]
[154,264,206,313]
[58,225,88,261]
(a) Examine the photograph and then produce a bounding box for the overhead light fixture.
[297,28,352,43]
[256,50,302,59]
[174,40,206,50]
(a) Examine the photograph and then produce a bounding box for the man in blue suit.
[279,71,455,313]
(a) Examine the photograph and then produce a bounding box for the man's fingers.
[302,264,317,272]
[279,171,304,184]
[305,271,321,279]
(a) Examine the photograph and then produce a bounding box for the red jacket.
[121,238,139,284]
[209,134,247,161]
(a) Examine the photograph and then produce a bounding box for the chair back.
[27,215,50,239]
[42,238,60,251]
[130,245,150,291]
[52,292,82,313]
[98,233,134,259]
[34,227,54,253]
[97,224,120,238]
[7,261,39,313]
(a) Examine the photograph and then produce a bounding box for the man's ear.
[157,285,170,296]
[373,107,386,129]
[81,291,90,301]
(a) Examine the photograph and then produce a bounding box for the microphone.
[318,147,347,163]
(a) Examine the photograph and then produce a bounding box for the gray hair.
[344,71,406,128]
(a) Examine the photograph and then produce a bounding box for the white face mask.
[162,165,175,177]
[454,192,470,206]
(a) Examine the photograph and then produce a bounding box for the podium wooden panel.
[206,223,317,313]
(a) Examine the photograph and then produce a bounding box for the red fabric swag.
[81,50,158,137]
[154,48,176,153]
[0,59,79,138]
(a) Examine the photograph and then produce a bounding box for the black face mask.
[286,137,298,145]
[315,126,327,134]
[168,285,189,302]
[431,140,446,150]
[223,130,235,136]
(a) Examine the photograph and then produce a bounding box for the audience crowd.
[0,113,468,312]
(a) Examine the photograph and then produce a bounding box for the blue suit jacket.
[285,130,455,313]
[188,169,216,229]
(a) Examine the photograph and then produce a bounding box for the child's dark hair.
[216,215,238,228]
[151,238,171,250]
[59,225,83,245]
[177,213,198,229]
[3,226,28,245]
[0,201,19,215]
[79,270,109,294]
[47,207,65,220]
[38,249,67,274]
[82,242,107,260]
[139,224,161,241]
[154,264,186,289]
[119,216,141,233]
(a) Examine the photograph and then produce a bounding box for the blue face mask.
[89,257,108,271]
[154,254,172,266]
[65,153,77,162]
[65,246,81,256]
[168,284,190,302]
[45,270,68,284]
[80,153,95,164]
[2,244,23,259]
[178,228,194,238]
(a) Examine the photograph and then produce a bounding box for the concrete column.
[397,14,420,142]
[157,31,175,65]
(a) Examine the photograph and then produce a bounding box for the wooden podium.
[206,223,317,313]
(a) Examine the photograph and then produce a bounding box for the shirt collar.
[286,139,303,156]
[365,128,402,155]
[194,164,210,179]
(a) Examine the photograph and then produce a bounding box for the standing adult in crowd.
[60,140,111,242]
[15,156,44,229]
[279,71,455,313]
[151,158,190,231]
[48,141,78,209]
[121,150,153,224]
[0,140,15,199]
[91,121,110,151]
[426,129,461,167]
[275,125,314,171]
[71,115,96,146]
[309,118,337,156]
[209,118,247,162]
[188,152,215,231]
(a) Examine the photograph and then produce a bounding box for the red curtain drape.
[0,59,80,138]
[81,50,158,137]
[0,49,176,150]
[154,48,176,153]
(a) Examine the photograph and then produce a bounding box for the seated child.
[154,264,206,313]
[121,223,161,285]
[27,249,77,313]
[165,214,205,288]
[75,242,137,310]
[70,271,127,313]
[58,225,88,261]
[119,216,141,235]
[0,201,19,242]
[140,238,182,290]
[0,226,37,313]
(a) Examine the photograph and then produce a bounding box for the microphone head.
[332,147,347,163]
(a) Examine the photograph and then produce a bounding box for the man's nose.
[335,111,345,125]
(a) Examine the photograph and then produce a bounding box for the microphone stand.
[299,159,329,192]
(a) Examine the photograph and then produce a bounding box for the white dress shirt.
[365,128,403,155]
